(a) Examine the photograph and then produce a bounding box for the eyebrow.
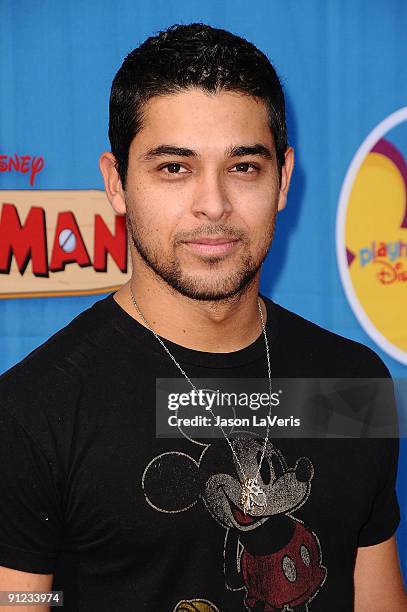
[139,143,274,162]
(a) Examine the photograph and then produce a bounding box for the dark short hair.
[109,22,288,188]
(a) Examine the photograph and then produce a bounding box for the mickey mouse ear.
[157,382,236,446]
[142,451,200,513]
[175,388,236,446]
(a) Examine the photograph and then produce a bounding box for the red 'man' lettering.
[49,211,91,271]
[0,203,48,276]
[93,214,127,272]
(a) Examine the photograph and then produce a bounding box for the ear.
[99,151,126,215]
[277,146,294,212]
[142,452,200,513]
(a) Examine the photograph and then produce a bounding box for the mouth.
[232,505,258,526]
[181,238,239,257]
[221,487,262,526]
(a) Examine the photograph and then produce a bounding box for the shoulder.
[265,297,390,378]
[0,296,113,422]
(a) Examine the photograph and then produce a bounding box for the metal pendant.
[241,478,267,514]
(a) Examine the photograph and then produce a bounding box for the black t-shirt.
[0,292,400,612]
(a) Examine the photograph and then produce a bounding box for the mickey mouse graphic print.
[143,433,327,611]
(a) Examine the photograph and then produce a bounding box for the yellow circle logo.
[337,107,407,365]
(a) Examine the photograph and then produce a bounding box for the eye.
[159,163,189,175]
[257,450,271,485]
[270,452,285,480]
[231,162,259,174]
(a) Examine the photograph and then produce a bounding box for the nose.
[295,457,313,483]
[191,169,232,222]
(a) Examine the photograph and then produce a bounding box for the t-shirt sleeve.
[356,347,401,547]
[357,436,400,546]
[0,407,62,573]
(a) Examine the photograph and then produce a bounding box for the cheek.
[127,190,178,240]
[233,185,279,227]
[133,181,187,226]
[203,474,237,527]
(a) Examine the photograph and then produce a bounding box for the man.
[0,22,405,612]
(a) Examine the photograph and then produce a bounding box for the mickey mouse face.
[202,433,314,531]
[142,431,314,532]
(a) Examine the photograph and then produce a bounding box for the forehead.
[131,87,274,155]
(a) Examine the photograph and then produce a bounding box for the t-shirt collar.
[95,291,279,369]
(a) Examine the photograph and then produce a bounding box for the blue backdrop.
[1,0,406,579]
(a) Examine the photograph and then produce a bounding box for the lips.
[185,237,238,245]
[182,237,239,256]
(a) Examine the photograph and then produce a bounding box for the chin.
[173,275,256,301]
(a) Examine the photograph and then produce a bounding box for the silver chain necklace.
[129,285,273,515]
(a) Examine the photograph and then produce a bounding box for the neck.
[113,276,267,353]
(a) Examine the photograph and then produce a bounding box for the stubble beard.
[126,206,276,303]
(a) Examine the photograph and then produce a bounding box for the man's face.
[122,87,291,301]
